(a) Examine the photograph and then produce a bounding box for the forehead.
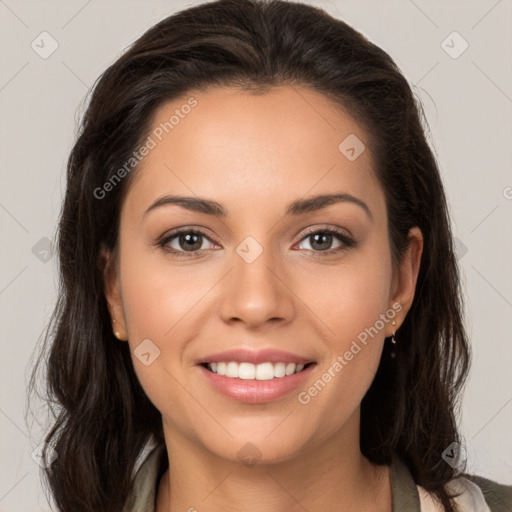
[123,85,386,222]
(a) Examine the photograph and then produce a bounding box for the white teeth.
[274,362,286,378]
[255,362,274,380]
[208,361,309,379]
[226,361,238,378]
[238,362,255,380]
[285,362,296,376]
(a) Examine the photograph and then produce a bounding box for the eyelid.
[298,224,354,242]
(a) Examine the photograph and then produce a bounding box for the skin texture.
[104,85,423,512]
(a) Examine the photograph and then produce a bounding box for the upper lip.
[196,348,315,366]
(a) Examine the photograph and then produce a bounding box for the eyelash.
[156,226,356,259]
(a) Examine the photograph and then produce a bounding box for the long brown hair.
[28,0,470,510]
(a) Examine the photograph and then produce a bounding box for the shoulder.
[463,474,512,512]
[124,443,168,512]
[391,456,512,512]
[417,473,512,512]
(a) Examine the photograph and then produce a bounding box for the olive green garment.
[123,444,512,512]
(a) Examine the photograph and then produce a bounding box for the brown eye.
[304,232,338,251]
[297,228,356,254]
[158,229,216,257]
[175,232,204,252]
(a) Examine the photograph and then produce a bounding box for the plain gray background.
[1,0,511,510]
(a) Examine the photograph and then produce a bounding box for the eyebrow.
[144,192,373,221]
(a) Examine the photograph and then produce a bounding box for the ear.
[100,244,128,341]
[388,226,423,334]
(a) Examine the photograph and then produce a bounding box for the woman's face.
[105,85,422,464]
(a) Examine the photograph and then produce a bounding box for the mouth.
[195,347,318,403]
[200,361,317,380]
[197,359,318,404]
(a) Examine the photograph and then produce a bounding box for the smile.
[203,361,314,380]
[198,361,317,404]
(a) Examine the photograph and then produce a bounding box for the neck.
[156,412,392,512]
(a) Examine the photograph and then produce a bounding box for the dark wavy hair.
[27,0,471,510]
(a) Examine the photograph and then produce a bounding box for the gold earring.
[112,317,124,340]
[391,320,397,344]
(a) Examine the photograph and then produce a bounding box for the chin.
[202,432,310,467]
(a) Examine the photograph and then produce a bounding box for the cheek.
[118,245,217,415]
[297,251,393,344]
[293,249,393,413]
[119,256,197,428]
[119,246,212,342]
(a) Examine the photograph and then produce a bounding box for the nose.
[219,242,295,329]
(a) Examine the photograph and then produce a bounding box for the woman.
[29,0,511,510]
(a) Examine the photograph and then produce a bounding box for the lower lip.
[197,364,316,404]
